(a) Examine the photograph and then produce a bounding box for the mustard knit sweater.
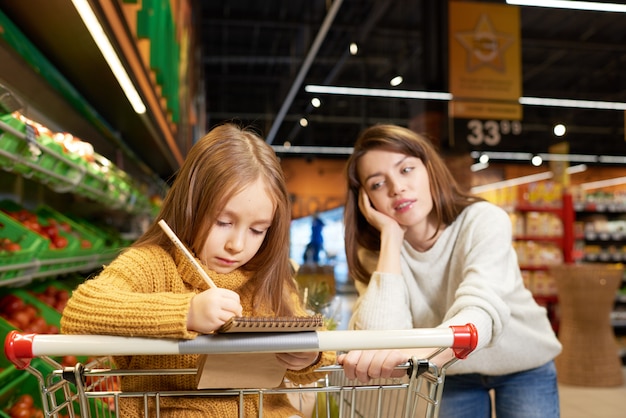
[61,245,335,417]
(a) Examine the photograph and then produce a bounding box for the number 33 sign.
[464,119,522,146]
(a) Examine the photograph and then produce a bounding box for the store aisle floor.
[333,288,626,418]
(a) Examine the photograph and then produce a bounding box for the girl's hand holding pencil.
[158,219,243,333]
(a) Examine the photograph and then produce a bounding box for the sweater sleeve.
[349,272,413,330]
[61,247,198,339]
[440,203,516,349]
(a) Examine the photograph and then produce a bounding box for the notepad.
[217,314,324,333]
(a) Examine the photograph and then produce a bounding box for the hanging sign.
[449,0,522,133]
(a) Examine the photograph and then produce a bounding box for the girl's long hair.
[344,124,483,284]
[133,123,297,315]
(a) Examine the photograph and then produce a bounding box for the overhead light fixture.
[349,42,359,55]
[580,176,626,190]
[299,117,309,127]
[471,162,489,172]
[471,164,587,194]
[553,123,567,136]
[506,0,626,13]
[304,85,452,101]
[71,0,146,114]
[305,85,626,111]
[531,155,543,166]
[311,97,321,108]
[519,96,626,110]
[272,145,354,155]
[390,75,404,87]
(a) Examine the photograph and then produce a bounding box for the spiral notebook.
[217,314,324,333]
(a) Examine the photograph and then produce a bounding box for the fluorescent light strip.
[471,171,554,194]
[304,85,626,111]
[304,85,452,101]
[471,164,587,194]
[470,151,534,161]
[72,0,146,114]
[537,153,599,163]
[506,0,626,13]
[580,176,626,190]
[519,96,626,111]
[272,145,354,155]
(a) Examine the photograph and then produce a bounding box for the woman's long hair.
[344,124,483,284]
[134,123,297,315]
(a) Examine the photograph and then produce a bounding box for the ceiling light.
[390,75,404,87]
[506,0,626,13]
[311,97,321,108]
[531,155,543,166]
[519,96,626,110]
[471,171,554,194]
[304,85,452,101]
[304,85,626,111]
[71,0,146,114]
[580,176,626,190]
[479,154,490,164]
[471,162,489,172]
[349,42,359,55]
[299,117,308,127]
[471,164,587,194]
[272,145,354,155]
[470,151,534,161]
[553,123,566,136]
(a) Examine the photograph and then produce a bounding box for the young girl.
[338,124,562,418]
[61,123,334,417]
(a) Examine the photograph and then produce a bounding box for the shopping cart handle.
[449,323,478,359]
[4,330,34,369]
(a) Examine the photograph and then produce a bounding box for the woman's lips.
[394,199,414,213]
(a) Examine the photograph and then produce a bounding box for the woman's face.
[357,149,433,227]
[199,178,275,274]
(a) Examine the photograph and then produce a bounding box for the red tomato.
[52,236,68,249]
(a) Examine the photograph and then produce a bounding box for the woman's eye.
[216,220,231,227]
[401,166,414,174]
[370,181,383,191]
[250,228,266,236]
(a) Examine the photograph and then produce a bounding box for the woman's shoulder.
[458,201,510,227]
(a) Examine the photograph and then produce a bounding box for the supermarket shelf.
[0,119,152,215]
[0,252,117,288]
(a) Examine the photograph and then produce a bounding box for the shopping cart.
[4,325,477,418]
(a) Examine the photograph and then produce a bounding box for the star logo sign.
[454,14,514,73]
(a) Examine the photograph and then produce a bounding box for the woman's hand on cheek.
[358,189,403,236]
[187,288,243,333]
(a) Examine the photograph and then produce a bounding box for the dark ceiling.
[198,0,626,163]
[1,0,625,184]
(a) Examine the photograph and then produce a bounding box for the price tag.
[453,118,522,147]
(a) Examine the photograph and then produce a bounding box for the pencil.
[158,219,217,289]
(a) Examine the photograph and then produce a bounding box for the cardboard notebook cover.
[196,315,324,389]
[196,352,287,389]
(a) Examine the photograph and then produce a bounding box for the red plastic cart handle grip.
[449,323,478,359]
[4,330,35,369]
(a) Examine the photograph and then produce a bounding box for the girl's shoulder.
[113,244,172,266]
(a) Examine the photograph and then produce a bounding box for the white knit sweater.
[349,201,562,375]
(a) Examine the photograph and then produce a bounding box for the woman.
[338,124,561,418]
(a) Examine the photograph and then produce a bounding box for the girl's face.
[199,178,275,274]
[357,149,433,227]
